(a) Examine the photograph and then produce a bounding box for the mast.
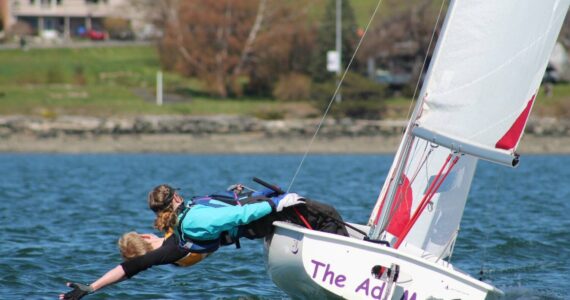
[368,0,458,240]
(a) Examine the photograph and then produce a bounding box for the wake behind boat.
[265,0,570,299]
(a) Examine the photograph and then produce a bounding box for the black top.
[120,235,189,278]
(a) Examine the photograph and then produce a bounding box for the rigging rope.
[372,141,431,230]
[479,163,502,280]
[394,153,460,249]
[383,144,433,229]
[287,0,385,192]
[436,227,459,264]
[409,143,433,185]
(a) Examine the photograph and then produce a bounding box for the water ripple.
[0,154,568,298]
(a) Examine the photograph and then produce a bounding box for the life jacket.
[175,193,275,254]
[164,230,210,267]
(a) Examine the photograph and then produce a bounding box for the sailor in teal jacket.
[175,191,304,253]
[180,200,272,240]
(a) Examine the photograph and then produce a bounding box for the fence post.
[156,71,163,106]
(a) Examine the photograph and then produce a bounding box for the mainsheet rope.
[286,0,385,193]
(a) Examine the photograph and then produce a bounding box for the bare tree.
[138,0,314,98]
[358,0,447,92]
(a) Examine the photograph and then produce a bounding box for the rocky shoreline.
[1,115,569,153]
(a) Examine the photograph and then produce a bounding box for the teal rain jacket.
[178,199,273,241]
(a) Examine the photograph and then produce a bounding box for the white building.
[4,0,146,39]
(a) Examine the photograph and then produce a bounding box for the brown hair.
[148,184,179,232]
[118,232,153,260]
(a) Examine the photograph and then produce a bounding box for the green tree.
[310,0,359,83]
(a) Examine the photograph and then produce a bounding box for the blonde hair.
[148,184,179,232]
[118,232,153,260]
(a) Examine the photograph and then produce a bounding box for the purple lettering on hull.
[309,258,417,299]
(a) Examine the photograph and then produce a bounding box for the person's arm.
[59,265,126,300]
[183,194,304,240]
[91,265,126,291]
[60,236,188,299]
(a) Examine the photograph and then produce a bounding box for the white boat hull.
[264,221,503,300]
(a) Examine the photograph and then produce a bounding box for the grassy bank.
[0,45,296,117]
[1,44,569,119]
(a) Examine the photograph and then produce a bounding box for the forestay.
[369,0,570,258]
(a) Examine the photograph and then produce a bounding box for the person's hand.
[272,193,305,212]
[227,184,244,193]
[140,233,159,240]
[59,282,94,300]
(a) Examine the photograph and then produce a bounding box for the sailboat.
[264,1,570,299]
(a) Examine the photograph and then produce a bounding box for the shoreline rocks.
[0,115,569,153]
[0,115,410,137]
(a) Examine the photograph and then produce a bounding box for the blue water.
[0,154,568,299]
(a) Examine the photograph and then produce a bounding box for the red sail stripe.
[386,175,413,237]
[495,95,535,150]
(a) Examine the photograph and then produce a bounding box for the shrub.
[273,73,312,101]
[253,108,285,120]
[46,66,65,84]
[311,72,387,119]
[552,99,570,118]
[74,65,87,86]
[331,100,387,119]
[103,18,133,40]
[40,108,57,120]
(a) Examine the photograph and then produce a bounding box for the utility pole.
[335,0,342,103]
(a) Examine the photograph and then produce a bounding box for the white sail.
[370,0,570,258]
[267,1,570,298]
[414,0,569,161]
